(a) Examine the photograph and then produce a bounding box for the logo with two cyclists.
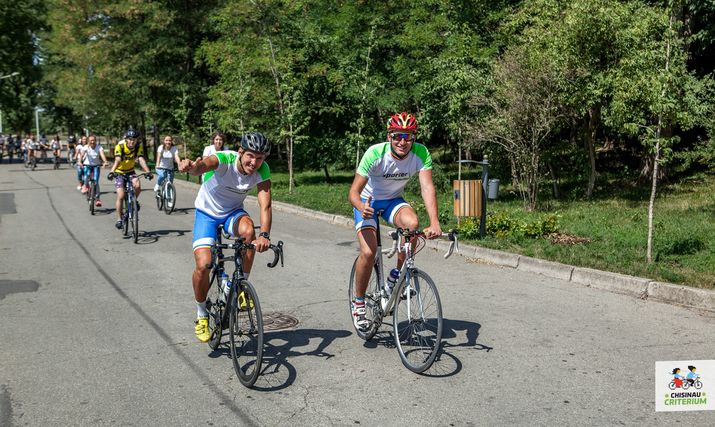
[669,365,703,390]
[656,360,714,412]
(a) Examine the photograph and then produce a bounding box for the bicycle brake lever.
[444,230,459,259]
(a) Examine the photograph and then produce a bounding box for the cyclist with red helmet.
[348,112,442,331]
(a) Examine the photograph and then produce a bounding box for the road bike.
[26,153,37,170]
[107,172,152,243]
[348,214,458,373]
[85,165,101,215]
[67,147,75,166]
[206,224,284,387]
[155,173,176,214]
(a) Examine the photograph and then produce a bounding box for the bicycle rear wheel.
[155,188,163,211]
[163,182,176,214]
[393,269,442,373]
[229,280,263,387]
[347,256,382,340]
[207,270,226,350]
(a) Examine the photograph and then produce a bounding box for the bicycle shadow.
[168,207,194,215]
[208,328,352,392]
[124,229,190,245]
[426,318,493,378]
[362,318,492,378]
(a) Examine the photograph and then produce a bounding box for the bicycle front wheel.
[393,269,443,373]
[163,182,176,214]
[89,182,96,215]
[122,198,129,236]
[130,196,139,243]
[347,256,382,341]
[229,280,263,387]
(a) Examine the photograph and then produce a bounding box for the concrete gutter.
[173,178,715,313]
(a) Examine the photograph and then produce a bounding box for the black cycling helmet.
[240,132,271,155]
[125,128,140,139]
[67,135,76,143]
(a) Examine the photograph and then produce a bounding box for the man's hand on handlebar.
[252,235,270,253]
[423,224,442,240]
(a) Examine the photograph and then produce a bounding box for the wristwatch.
[259,231,270,240]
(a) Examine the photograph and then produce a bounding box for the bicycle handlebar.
[107,172,153,181]
[384,229,459,259]
[215,239,285,268]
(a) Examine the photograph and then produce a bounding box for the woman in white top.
[201,131,225,158]
[79,135,109,206]
[154,135,182,193]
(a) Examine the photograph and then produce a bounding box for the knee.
[397,210,419,230]
[237,217,255,240]
[359,245,377,260]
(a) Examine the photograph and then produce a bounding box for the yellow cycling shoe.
[238,291,254,311]
[194,317,210,343]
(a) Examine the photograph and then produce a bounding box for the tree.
[608,3,702,263]
[469,44,565,210]
[0,0,46,132]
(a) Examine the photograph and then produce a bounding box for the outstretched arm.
[178,155,219,176]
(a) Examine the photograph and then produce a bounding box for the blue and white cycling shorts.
[353,197,409,232]
[192,208,249,251]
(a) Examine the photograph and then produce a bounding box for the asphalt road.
[1,162,714,426]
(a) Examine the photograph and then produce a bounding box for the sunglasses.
[390,132,415,141]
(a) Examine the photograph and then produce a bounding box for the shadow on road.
[422,318,493,378]
[358,317,492,378]
[209,328,352,392]
[126,229,190,244]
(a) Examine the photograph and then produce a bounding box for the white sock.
[244,272,250,280]
[154,184,159,192]
[196,300,208,318]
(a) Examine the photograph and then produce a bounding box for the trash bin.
[453,179,483,217]
[487,179,499,200]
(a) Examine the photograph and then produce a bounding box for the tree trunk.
[548,161,560,199]
[647,13,673,264]
[584,106,599,199]
[323,164,331,182]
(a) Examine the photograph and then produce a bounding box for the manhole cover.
[263,312,299,331]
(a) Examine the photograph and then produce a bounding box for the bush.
[404,163,451,195]
[457,211,560,239]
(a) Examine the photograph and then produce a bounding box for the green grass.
[181,167,715,289]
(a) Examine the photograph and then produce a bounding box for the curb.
[173,177,715,313]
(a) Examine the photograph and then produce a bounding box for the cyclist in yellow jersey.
[109,128,152,229]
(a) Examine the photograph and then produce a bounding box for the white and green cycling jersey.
[195,151,270,218]
[357,142,432,200]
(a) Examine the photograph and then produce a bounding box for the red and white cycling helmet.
[386,112,417,132]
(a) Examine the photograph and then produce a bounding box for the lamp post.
[0,72,20,134]
[35,107,40,137]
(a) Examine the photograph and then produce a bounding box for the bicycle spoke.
[393,270,442,373]
[230,281,263,387]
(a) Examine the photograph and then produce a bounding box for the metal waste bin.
[488,179,499,200]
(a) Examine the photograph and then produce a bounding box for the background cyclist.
[79,135,108,207]
[347,112,442,331]
[109,128,152,229]
[178,131,272,343]
[153,135,181,196]
[75,136,88,190]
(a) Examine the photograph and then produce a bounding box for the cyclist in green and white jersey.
[348,112,442,331]
[179,132,273,342]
